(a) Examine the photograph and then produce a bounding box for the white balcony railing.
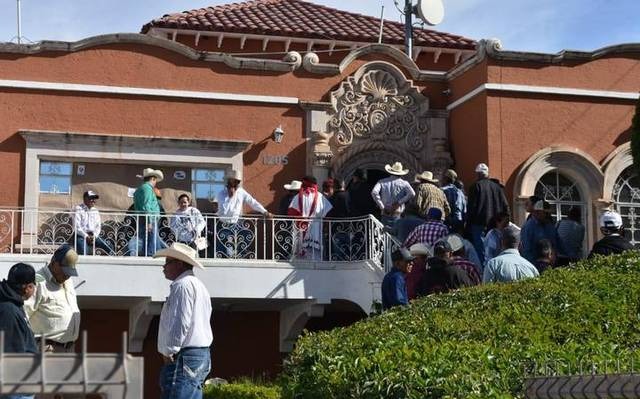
[0,208,393,266]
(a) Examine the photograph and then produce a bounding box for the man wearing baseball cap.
[24,244,81,353]
[381,248,415,310]
[73,190,113,256]
[466,163,510,265]
[589,210,634,258]
[0,263,37,355]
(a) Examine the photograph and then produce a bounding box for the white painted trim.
[0,79,299,105]
[447,83,640,111]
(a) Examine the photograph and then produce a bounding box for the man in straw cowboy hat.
[129,167,166,257]
[413,170,450,219]
[371,162,416,229]
[154,243,212,399]
[212,170,272,258]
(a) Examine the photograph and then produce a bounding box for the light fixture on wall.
[273,125,284,143]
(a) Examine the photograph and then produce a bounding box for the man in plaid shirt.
[438,234,482,284]
[404,208,449,248]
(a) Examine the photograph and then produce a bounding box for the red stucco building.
[0,0,639,396]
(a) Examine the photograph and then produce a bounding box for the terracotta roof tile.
[141,0,476,50]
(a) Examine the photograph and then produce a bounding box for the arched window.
[534,170,585,223]
[612,166,640,246]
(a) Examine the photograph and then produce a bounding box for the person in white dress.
[288,176,333,260]
[170,193,206,250]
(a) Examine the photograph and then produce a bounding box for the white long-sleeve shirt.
[157,270,213,357]
[371,176,415,215]
[24,266,80,344]
[170,207,206,243]
[215,187,267,223]
[73,203,102,238]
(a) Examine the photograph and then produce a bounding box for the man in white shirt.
[371,162,416,230]
[73,190,113,255]
[213,170,272,258]
[154,243,212,399]
[24,244,81,353]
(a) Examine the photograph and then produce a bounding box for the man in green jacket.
[128,168,166,256]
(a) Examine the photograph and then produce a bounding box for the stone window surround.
[20,130,252,212]
[515,144,635,251]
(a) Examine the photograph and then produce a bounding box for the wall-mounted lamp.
[273,125,284,143]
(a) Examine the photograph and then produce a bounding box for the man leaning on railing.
[211,170,272,259]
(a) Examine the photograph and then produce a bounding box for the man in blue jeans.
[154,243,213,399]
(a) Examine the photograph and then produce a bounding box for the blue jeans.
[127,220,166,256]
[468,224,486,266]
[160,347,211,399]
[1,395,33,399]
[381,215,400,232]
[75,234,114,255]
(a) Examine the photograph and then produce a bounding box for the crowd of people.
[381,161,636,310]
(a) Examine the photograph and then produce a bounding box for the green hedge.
[204,380,281,399]
[281,252,640,398]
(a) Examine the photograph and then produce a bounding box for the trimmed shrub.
[204,380,281,399]
[281,253,640,398]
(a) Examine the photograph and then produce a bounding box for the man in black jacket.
[416,240,473,297]
[0,262,37,354]
[466,163,510,265]
[589,210,634,258]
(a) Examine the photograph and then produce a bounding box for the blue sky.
[0,0,639,53]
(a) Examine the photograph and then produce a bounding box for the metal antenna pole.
[16,0,22,44]
[404,0,413,58]
[378,5,385,44]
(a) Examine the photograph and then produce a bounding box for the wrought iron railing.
[0,208,392,265]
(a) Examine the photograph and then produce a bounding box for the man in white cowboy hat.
[279,180,302,215]
[371,162,416,229]
[213,170,272,258]
[413,170,450,219]
[130,167,166,257]
[154,243,212,398]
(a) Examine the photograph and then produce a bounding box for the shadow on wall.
[0,133,26,206]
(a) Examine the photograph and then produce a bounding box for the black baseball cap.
[7,263,36,288]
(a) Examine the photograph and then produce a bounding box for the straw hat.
[153,242,204,269]
[142,168,164,182]
[225,170,242,181]
[284,180,302,191]
[384,162,409,176]
[415,171,439,184]
[409,243,432,257]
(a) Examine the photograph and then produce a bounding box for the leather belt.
[37,338,74,349]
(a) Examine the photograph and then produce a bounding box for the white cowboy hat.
[153,242,204,269]
[225,170,242,181]
[415,171,439,184]
[284,180,302,191]
[142,168,164,182]
[384,162,409,176]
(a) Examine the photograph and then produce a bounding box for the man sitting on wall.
[381,248,414,310]
[72,190,113,255]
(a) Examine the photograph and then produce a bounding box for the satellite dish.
[415,0,445,26]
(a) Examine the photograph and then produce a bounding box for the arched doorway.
[534,170,587,223]
[612,166,640,246]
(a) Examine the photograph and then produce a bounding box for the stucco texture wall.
[0,41,445,209]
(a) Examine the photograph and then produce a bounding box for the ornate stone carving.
[313,152,334,167]
[327,65,427,152]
